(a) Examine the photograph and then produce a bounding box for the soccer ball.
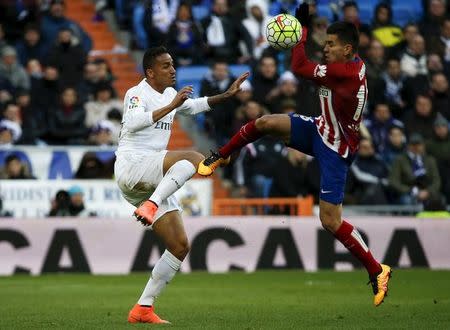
[265,14,302,50]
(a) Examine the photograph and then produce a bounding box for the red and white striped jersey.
[291,29,368,157]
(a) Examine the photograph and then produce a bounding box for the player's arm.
[177,72,250,115]
[123,87,192,132]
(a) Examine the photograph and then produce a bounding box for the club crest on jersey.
[314,65,327,78]
[128,96,140,110]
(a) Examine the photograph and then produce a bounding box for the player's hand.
[225,72,250,98]
[295,3,310,28]
[171,86,193,109]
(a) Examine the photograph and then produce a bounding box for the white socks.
[138,250,182,306]
[150,160,196,206]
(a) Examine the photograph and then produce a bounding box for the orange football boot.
[369,264,392,306]
[127,304,170,324]
[133,200,158,226]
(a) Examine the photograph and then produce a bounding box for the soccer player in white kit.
[114,46,248,324]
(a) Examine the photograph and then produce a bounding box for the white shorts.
[114,151,182,228]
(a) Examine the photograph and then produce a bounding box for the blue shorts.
[288,113,352,205]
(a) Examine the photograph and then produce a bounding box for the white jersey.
[116,79,210,156]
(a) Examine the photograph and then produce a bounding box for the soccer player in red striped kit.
[198,3,392,306]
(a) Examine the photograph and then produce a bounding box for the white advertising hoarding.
[0,179,212,217]
[0,217,449,275]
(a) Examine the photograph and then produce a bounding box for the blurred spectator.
[48,189,71,216]
[167,2,204,67]
[0,154,34,179]
[389,133,441,206]
[381,125,406,168]
[267,71,301,114]
[92,58,116,86]
[232,100,266,134]
[0,23,7,55]
[0,0,39,43]
[29,65,60,137]
[139,0,179,49]
[252,55,278,107]
[75,152,111,179]
[341,1,369,31]
[46,28,86,87]
[0,46,30,91]
[419,0,447,38]
[425,113,450,199]
[78,62,102,102]
[400,34,428,78]
[397,23,420,57]
[270,148,309,198]
[84,82,122,129]
[200,60,236,143]
[88,120,115,147]
[306,16,328,63]
[403,94,436,140]
[346,138,389,205]
[241,0,270,60]
[67,185,96,217]
[364,103,404,153]
[0,119,22,148]
[179,185,201,216]
[429,72,450,119]
[357,25,372,60]
[2,102,22,125]
[426,18,450,72]
[47,87,87,145]
[365,39,386,107]
[15,23,46,66]
[201,0,253,63]
[382,58,406,118]
[269,0,302,17]
[14,89,38,145]
[234,136,287,198]
[106,108,122,144]
[371,3,403,58]
[40,0,92,53]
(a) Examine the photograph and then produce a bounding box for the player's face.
[148,53,176,88]
[323,34,352,63]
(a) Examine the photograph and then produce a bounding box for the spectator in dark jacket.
[46,28,86,87]
[346,138,389,205]
[403,94,436,140]
[381,125,406,169]
[167,2,205,67]
[201,0,253,63]
[15,24,46,66]
[47,87,87,145]
[200,60,236,144]
[252,55,279,107]
[40,0,92,53]
[388,133,441,206]
[364,103,404,153]
[429,72,450,120]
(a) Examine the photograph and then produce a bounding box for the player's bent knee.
[186,151,204,167]
[255,115,275,132]
[319,212,340,233]
[167,239,190,260]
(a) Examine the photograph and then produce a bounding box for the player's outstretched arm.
[152,86,193,122]
[207,72,250,106]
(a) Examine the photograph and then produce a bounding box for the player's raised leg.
[128,210,189,324]
[198,114,291,176]
[134,151,204,225]
[319,200,391,306]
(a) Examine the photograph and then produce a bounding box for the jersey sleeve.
[121,92,154,133]
[291,29,356,88]
[176,96,211,116]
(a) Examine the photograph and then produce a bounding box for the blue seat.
[192,5,210,21]
[176,66,209,98]
[316,4,334,21]
[358,5,374,24]
[392,4,422,25]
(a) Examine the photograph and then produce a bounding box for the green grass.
[0,270,449,329]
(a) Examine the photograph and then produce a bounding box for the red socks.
[334,220,382,277]
[219,120,263,158]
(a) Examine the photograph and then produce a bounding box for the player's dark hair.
[142,46,168,73]
[327,22,359,54]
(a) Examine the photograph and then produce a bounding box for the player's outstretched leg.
[198,119,263,176]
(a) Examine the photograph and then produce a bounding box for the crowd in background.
[0,0,449,210]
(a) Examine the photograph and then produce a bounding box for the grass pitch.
[0,270,449,329]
